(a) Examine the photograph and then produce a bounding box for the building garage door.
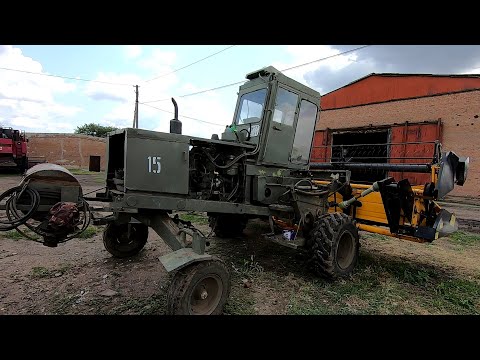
[388,121,442,185]
[310,120,443,185]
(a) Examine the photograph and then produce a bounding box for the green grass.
[68,168,105,176]
[448,231,480,246]
[223,256,265,315]
[224,286,256,315]
[4,226,98,241]
[178,212,209,225]
[52,293,81,315]
[285,251,480,315]
[31,264,72,279]
[208,228,480,315]
[77,226,98,239]
[93,176,105,184]
[3,230,25,240]
[31,266,51,278]
[108,294,166,315]
[3,228,41,241]
[224,270,257,315]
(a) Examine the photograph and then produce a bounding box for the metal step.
[263,232,305,249]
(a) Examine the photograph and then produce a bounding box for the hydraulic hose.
[0,186,40,231]
[1,184,91,243]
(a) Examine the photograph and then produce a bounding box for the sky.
[1,45,480,139]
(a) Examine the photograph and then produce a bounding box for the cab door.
[260,86,299,166]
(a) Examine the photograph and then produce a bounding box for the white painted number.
[147,156,162,174]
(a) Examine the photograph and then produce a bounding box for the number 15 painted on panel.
[147,156,161,174]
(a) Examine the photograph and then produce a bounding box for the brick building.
[311,74,480,199]
[27,133,106,170]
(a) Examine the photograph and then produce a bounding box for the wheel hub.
[337,231,356,270]
[190,275,222,315]
[199,289,208,300]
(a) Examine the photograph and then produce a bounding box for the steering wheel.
[239,128,251,141]
[239,124,251,141]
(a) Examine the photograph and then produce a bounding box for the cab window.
[235,88,267,125]
[290,100,318,164]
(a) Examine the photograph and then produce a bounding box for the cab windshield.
[235,88,267,125]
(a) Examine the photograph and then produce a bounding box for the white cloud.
[462,66,480,74]
[151,85,235,139]
[98,46,355,137]
[272,45,358,93]
[84,48,181,130]
[138,48,177,74]
[84,73,141,103]
[86,48,187,130]
[0,45,82,132]
[124,45,142,59]
[102,101,137,128]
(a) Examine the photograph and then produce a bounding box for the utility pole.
[133,85,139,128]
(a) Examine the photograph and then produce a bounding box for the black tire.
[307,212,359,279]
[19,157,27,173]
[166,259,231,315]
[208,214,247,238]
[103,222,148,258]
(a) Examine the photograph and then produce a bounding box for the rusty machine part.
[0,163,91,247]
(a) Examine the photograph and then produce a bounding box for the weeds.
[178,212,209,225]
[449,231,480,246]
[77,226,98,239]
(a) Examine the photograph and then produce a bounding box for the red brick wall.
[26,133,106,170]
[316,90,480,199]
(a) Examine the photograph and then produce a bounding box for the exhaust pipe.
[170,98,182,135]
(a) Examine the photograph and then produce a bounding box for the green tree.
[74,123,119,137]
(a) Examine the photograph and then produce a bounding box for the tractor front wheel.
[103,222,149,258]
[166,259,231,315]
[307,212,359,279]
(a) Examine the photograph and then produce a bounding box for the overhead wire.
[141,45,373,104]
[0,66,134,86]
[2,45,372,129]
[145,45,237,83]
[0,45,238,88]
[139,102,226,127]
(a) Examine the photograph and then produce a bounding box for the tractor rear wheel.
[103,222,148,258]
[166,259,231,315]
[208,214,247,238]
[307,212,359,279]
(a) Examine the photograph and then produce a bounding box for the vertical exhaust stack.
[170,98,182,135]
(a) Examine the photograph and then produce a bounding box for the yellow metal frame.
[313,164,441,244]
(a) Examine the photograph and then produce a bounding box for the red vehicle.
[0,127,28,172]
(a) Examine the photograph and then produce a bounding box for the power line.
[1,45,239,88]
[139,102,226,127]
[145,45,237,83]
[141,45,372,104]
[0,66,134,86]
[281,45,371,71]
[142,79,246,104]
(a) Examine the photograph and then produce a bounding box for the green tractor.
[0,66,468,315]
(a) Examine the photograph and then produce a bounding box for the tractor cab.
[221,66,321,170]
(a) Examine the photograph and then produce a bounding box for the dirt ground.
[1,172,479,315]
